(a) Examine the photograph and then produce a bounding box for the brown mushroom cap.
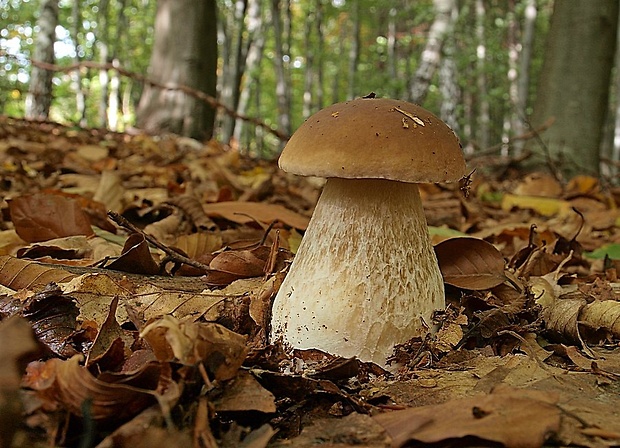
[279,97,466,183]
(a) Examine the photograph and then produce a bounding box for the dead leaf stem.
[108,211,211,272]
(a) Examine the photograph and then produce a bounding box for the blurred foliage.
[1,0,553,153]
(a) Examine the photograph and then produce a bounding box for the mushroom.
[271,97,466,366]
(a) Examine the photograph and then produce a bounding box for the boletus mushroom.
[271,96,466,366]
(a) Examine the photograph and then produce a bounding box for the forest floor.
[1,115,620,448]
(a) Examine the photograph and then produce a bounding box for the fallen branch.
[30,59,290,141]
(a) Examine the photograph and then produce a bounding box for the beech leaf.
[435,237,507,290]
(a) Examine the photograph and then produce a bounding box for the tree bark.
[474,0,490,150]
[525,0,619,178]
[409,0,455,104]
[439,2,460,133]
[71,0,86,126]
[25,0,58,120]
[136,0,218,141]
[220,0,248,144]
[347,0,360,100]
[270,0,292,139]
[233,0,265,150]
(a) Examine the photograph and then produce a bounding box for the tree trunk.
[136,0,218,141]
[233,0,264,150]
[347,0,360,100]
[315,0,325,110]
[270,0,292,139]
[439,1,460,133]
[71,0,86,126]
[514,0,537,154]
[474,0,490,150]
[387,7,398,98]
[525,0,619,178]
[25,0,58,120]
[220,0,248,144]
[97,0,110,127]
[409,0,455,104]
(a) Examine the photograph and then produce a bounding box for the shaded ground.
[1,116,620,447]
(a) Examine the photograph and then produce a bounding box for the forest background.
[1,0,620,180]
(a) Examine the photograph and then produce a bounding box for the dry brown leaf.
[105,233,160,275]
[140,316,248,381]
[0,284,80,358]
[514,172,563,197]
[209,246,268,277]
[0,255,77,291]
[174,232,223,259]
[26,354,159,421]
[435,237,508,290]
[8,193,95,243]
[0,317,40,448]
[169,195,217,231]
[202,201,309,230]
[212,370,276,413]
[373,387,560,448]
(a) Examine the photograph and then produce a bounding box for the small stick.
[108,211,211,272]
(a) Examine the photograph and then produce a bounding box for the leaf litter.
[1,116,620,446]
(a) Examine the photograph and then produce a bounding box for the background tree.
[525,0,619,178]
[25,0,58,119]
[136,0,218,140]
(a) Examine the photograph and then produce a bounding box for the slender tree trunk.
[606,6,620,178]
[315,0,325,109]
[515,0,537,154]
[25,0,58,120]
[97,0,110,127]
[409,0,455,104]
[271,0,292,139]
[347,0,360,100]
[439,1,460,133]
[233,0,264,149]
[220,0,248,144]
[475,0,490,150]
[387,7,398,98]
[71,0,86,126]
[302,3,315,119]
[136,0,218,140]
[505,0,519,155]
[108,0,127,131]
[525,0,619,178]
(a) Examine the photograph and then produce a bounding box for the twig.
[30,59,290,141]
[107,211,211,272]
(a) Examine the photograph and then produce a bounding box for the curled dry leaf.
[373,387,560,448]
[533,276,620,344]
[435,237,507,290]
[206,245,270,285]
[140,315,248,381]
[0,283,80,358]
[105,233,160,275]
[27,354,160,421]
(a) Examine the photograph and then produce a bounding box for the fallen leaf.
[140,316,248,381]
[373,387,560,448]
[0,317,40,448]
[435,237,508,290]
[26,354,160,421]
[212,370,276,413]
[202,201,309,230]
[8,193,95,243]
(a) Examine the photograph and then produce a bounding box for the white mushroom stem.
[270,178,445,366]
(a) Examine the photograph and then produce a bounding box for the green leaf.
[585,244,620,260]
